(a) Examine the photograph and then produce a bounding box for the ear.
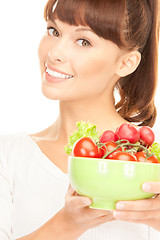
[116,51,141,77]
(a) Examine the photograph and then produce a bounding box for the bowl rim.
[68,156,160,166]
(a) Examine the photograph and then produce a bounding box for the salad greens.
[149,142,160,162]
[64,121,100,155]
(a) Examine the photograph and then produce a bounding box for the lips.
[44,63,73,83]
[45,63,73,78]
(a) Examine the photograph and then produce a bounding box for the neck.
[51,92,127,143]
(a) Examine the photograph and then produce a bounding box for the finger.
[69,195,92,208]
[89,215,114,228]
[116,197,160,211]
[112,218,154,225]
[113,209,160,221]
[142,182,160,194]
[95,215,115,225]
[65,184,78,201]
[85,208,113,218]
[73,191,80,196]
[68,184,76,194]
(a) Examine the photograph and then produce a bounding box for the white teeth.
[46,67,73,79]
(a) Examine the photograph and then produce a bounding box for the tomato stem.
[102,145,121,159]
[100,139,154,159]
[116,140,148,152]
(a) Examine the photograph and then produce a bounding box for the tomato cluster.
[72,123,159,164]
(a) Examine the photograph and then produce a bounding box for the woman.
[0,0,160,239]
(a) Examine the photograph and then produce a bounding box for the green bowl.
[68,156,160,210]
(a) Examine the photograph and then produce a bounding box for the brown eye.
[47,27,59,37]
[77,39,91,47]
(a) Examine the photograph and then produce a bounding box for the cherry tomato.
[115,123,140,144]
[135,151,159,163]
[115,126,120,141]
[98,148,104,158]
[99,130,116,143]
[107,150,122,159]
[100,141,125,159]
[100,141,117,158]
[73,137,99,158]
[139,126,155,147]
[109,151,137,161]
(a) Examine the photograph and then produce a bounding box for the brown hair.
[44,0,160,127]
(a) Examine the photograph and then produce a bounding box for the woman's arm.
[17,208,84,240]
[17,185,114,240]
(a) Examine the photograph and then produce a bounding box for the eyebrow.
[75,27,94,33]
[48,19,57,26]
[48,20,93,33]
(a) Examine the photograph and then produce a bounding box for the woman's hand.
[61,184,114,235]
[113,181,160,231]
[17,185,114,240]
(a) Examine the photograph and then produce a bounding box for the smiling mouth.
[45,65,73,80]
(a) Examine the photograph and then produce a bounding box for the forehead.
[48,0,87,27]
[47,18,96,34]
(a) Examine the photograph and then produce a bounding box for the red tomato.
[107,150,122,159]
[99,130,116,143]
[135,151,159,163]
[139,126,155,147]
[98,148,104,158]
[73,137,99,158]
[101,141,117,158]
[115,123,140,144]
[115,126,120,141]
[109,151,137,161]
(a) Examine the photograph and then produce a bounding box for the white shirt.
[0,132,160,240]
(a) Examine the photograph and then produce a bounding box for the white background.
[0,0,159,135]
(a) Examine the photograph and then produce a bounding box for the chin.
[42,87,60,100]
[41,77,75,101]
[41,81,94,102]
[41,86,74,101]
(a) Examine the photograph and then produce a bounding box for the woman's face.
[38,18,125,101]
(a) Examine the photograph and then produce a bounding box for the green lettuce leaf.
[149,142,160,162]
[64,121,100,155]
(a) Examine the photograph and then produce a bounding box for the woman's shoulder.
[0,132,29,165]
[0,132,27,149]
[0,133,29,182]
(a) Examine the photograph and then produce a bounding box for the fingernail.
[142,183,151,192]
[116,202,124,210]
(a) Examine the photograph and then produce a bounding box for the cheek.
[77,54,115,84]
[38,36,51,72]
[38,38,46,61]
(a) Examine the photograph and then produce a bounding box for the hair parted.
[44,0,160,127]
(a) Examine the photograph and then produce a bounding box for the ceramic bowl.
[68,156,160,210]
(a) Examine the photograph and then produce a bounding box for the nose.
[48,39,68,63]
